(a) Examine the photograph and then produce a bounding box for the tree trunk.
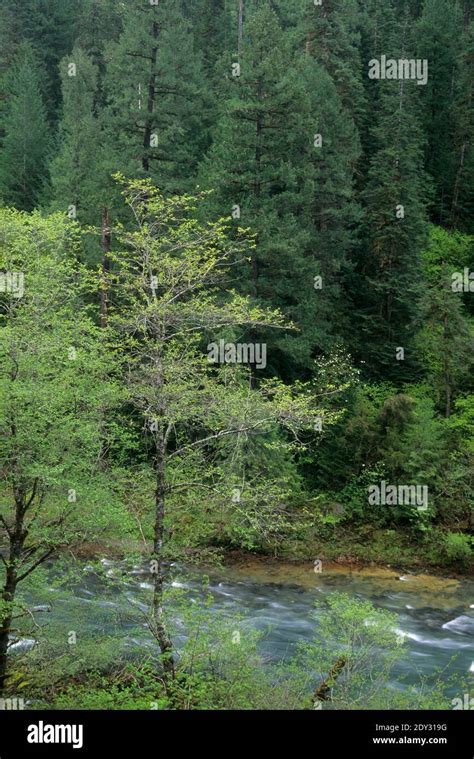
[248,80,263,390]
[100,207,110,329]
[143,20,159,173]
[151,431,175,680]
[443,312,452,418]
[0,522,23,693]
[0,571,17,693]
[238,0,244,58]
[312,656,346,706]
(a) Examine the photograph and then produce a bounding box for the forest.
[0,0,473,713]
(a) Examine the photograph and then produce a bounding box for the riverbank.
[70,523,474,579]
[221,553,467,589]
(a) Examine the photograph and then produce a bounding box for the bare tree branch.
[16,548,55,584]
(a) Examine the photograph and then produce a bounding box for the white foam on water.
[442,615,474,633]
[8,638,36,653]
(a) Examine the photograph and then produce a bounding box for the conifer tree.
[300,0,366,131]
[74,0,123,72]
[415,0,461,226]
[102,0,207,194]
[48,46,107,226]
[0,0,81,121]
[349,2,430,381]
[0,44,51,211]
[450,4,474,233]
[200,2,360,377]
[184,0,231,77]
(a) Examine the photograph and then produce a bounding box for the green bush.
[441,532,473,568]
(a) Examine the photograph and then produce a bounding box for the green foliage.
[416,226,474,416]
[449,395,474,454]
[0,210,120,541]
[200,2,361,375]
[415,0,461,226]
[349,2,431,381]
[0,44,52,210]
[440,532,473,568]
[102,0,207,195]
[291,592,453,709]
[0,209,130,692]
[0,0,81,120]
[48,46,107,226]
[0,0,472,712]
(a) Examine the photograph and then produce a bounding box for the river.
[15,558,474,697]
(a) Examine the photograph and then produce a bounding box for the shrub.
[441,532,473,568]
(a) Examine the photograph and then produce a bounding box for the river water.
[17,558,474,695]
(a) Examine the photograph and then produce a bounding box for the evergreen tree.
[416,226,474,417]
[349,2,430,382]
[297,54,362,358]
[0,0,81,122]
[300,0,366,131]
[48,46,107,226]
[102,0,207,194]
[200,2,360,378]
[183,0,231,78]
[0,0,25,79]
[449,3,474,233]
[415,0,461,226]
[0,44,51,211]
[74,0,123,72]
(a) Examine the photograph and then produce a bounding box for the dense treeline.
[0,0,472,561]
[0,0,474,580]
[0,0,473,712]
